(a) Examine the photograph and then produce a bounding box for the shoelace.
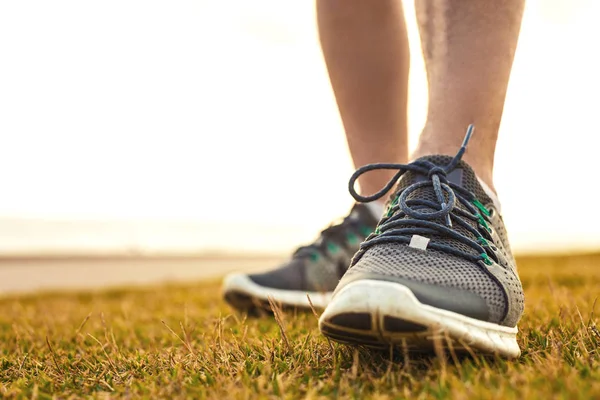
[348,125,496,266]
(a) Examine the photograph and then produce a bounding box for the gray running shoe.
[223,204,379,313]
[319,126,525,358]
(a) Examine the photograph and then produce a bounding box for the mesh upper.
[304,255,346,292]
[345,245,507,322]
[249,203,379,292]
[346,155,523,324]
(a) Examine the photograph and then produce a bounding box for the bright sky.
[1,0,599,254]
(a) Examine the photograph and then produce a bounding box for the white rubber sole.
[222,273,332,311]
[319,280,520,358]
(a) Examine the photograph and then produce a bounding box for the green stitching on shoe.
[386,196,399,217]
[477,236,489,246]
[327,242,339,254]
[359,225,373,237]
[481,252,493,266]
[346,232,359,246]
[477,213,491,232]
[376,196,399,235]
[473,199,491,216]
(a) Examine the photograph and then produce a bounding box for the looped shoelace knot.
[347,125,496,267]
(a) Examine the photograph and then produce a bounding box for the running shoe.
[223,203,379,313]
[319,126,524,358]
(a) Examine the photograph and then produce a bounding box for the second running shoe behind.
[222,203,379,312]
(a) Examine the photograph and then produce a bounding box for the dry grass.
[0,253,599,399]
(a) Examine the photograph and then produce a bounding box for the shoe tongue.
[415,156,465,188]
[395,155,492,205]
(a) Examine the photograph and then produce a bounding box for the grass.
[0,253,599,399]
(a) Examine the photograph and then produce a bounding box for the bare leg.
[317,0,410,198]
[412,0,525,192]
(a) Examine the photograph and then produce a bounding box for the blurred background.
[1,0,599,293]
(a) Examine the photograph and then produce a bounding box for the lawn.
[0,253,599,399]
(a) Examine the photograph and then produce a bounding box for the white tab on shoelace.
[409,234,430,251]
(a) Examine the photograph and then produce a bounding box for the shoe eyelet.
[479,224,493,240]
